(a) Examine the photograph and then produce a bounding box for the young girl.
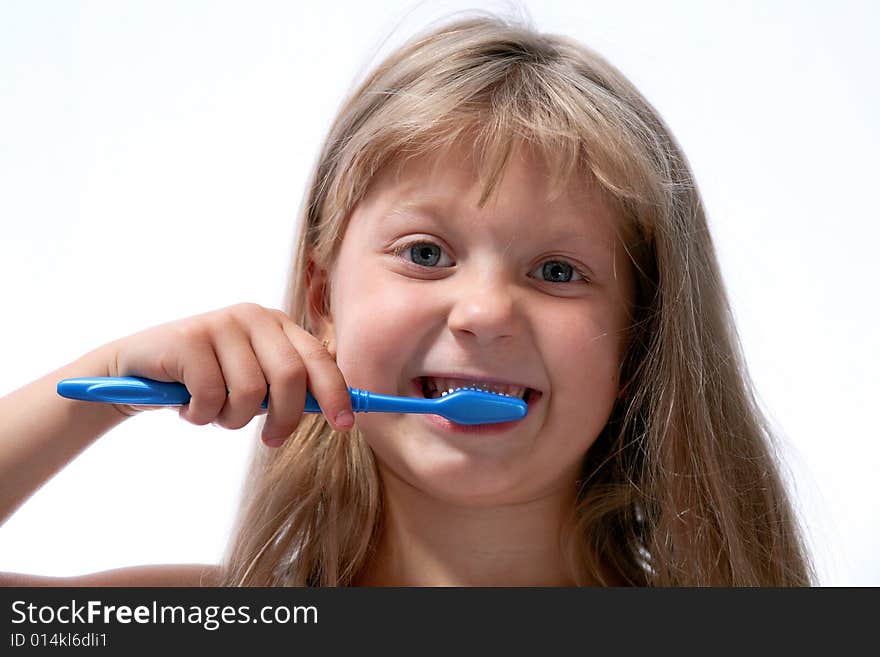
[0,14,815,586]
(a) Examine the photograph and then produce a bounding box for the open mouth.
[414,376,540,405]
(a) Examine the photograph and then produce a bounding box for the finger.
[209,318,268,430]
[175,328,228,426]
[247,319,308,445]
[280,319,353,432]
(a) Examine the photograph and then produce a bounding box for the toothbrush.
[56,376,528,425]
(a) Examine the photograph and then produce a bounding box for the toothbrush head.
[433,387,528,425]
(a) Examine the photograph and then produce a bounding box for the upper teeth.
[423,377,528,400]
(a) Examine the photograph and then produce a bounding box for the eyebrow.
[384,198,610,249]
[384,198,444,220]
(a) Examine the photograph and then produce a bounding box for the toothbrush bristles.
[438,386,517,399]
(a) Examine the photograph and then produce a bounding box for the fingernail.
[264,436,285,448]
[335,410,354,429]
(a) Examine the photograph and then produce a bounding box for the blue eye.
[531,260,585,284]
[396,241,453,268]
[410,243,442,266]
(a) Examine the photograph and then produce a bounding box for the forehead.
[359,142,622,241]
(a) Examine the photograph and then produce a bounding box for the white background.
[1,1,877,586]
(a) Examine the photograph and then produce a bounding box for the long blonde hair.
[218,12,816,586]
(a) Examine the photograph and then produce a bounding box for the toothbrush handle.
[57,376,325,412]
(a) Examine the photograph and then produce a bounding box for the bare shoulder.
[0,563,223,587]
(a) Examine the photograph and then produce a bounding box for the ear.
[305,257,334,341]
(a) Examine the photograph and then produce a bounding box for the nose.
[446,271,522,346]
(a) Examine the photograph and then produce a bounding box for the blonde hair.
[218,12,816,586]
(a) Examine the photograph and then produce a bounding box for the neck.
[355,466,591,587]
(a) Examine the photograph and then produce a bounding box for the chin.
[399,456,535,506]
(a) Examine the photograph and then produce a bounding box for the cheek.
[329,269,431,392]
[541,304,622,429]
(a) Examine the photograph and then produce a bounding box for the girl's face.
[321,143,635,507]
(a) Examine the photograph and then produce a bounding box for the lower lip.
[411,380,542,435]
[423,414,525,434]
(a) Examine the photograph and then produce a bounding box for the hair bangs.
[312,28,667,266]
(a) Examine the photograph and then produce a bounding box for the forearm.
[0,342,129,525]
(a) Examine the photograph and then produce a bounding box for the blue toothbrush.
[56,376,528,425]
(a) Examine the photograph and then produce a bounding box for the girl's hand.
[104,303,353,447]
